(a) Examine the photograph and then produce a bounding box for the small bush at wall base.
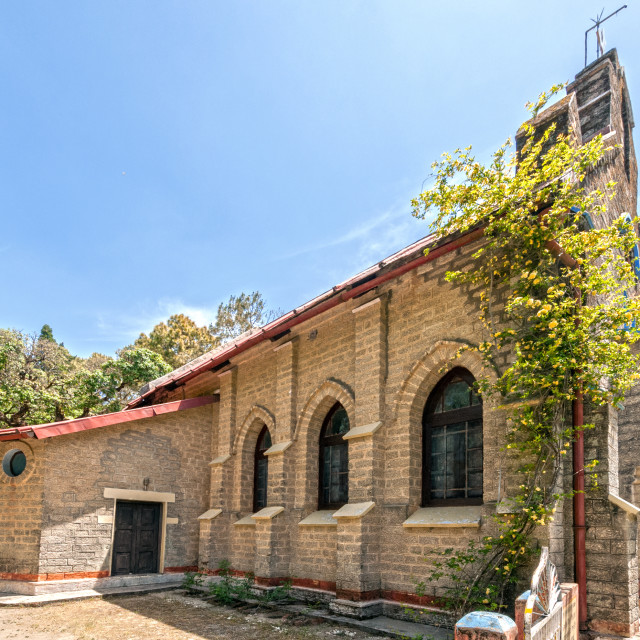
[208,560,255,605]
[182,571,206,593]
[260,579,293,603]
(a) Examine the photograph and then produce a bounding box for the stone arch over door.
[387,340,496,509]
[231,405,276,513]
[293,379,355,511]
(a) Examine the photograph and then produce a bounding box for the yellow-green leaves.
[415,83,640,616]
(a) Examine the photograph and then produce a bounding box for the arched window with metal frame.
[318,403,350,509]
[253,425,272,512]
[422,368,483,506]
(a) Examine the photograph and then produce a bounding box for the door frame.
[103,488,175,575]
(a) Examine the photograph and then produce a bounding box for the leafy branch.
[412,84,640,615]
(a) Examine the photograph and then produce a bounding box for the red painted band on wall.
[209,568,445,608]
[381,589,440,607]
[164,566,198,573]
[254,576,289,587]
[290,577,337,593]
[336,588,381,602]
[0,566,446,611]
[589,619,639,637]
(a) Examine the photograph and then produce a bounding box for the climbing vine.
[411,85,640,616]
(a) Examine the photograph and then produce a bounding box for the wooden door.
[111,501,161,575]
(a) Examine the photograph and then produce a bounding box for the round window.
[2,449,27,478]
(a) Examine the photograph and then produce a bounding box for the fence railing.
[455,547,578,640]
[523,547,563,640]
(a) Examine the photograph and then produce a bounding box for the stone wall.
[0,439,45,577]
[181,50,637,634]
[187,240,522,604]
[0,404,213,580]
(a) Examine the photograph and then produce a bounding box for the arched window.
[422,368,482,506]
[319,403,349,508]
[253,425,272,512]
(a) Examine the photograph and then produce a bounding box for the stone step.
[0,579,183,606]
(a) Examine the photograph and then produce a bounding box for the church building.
[1,50,638,636]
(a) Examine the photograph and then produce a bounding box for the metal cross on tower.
[584,5,627,67]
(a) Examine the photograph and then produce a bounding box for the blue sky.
[2,1,638,357]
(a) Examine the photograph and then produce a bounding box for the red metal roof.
[0,396,217,442]
[127,226,484,408]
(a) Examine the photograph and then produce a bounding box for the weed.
[260,579,293,603]
[208,559,255,605]
[182,571,205,593]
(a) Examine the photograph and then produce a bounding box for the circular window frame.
[3,449,27,477]
[0,443,36,485]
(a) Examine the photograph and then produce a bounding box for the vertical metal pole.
[583,6,628,68]
[573,388,587,630]
[584,31,588,68]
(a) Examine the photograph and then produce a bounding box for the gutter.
[0,396,217,442]
[572,386,587,630]
[0,427,35,442]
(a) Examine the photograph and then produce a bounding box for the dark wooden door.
[111,501,161,575]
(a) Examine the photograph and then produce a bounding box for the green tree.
[211,291,280,343]
[133,314,218,369]
[0,329,80,426]
[74,347,172,415]
[39,324,55,342]
[0,330,171,428]
[411,86,640,613]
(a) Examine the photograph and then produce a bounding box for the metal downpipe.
[573,388,587,630]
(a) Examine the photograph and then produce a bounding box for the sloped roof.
[0,396,217,442]
[127,225,484,408]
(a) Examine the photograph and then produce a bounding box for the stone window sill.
[264,441,293,456]
[298,510,338,527]
[233,515,256,527]
[402,505,482,528]
[343,422,382,440]
[251,506,284,520]
[198,508,222,520]
[333,501,375,519]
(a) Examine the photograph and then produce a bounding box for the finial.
[584,5,627,67]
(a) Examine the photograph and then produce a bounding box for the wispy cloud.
[276,205,403,261]
[93,298,218,345]
[285,197,428,263]
[277,191,431,277]
[86,192,432,355]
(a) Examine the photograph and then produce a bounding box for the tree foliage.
[0,329,79,427]
[130,293,280,366]
[0,329,171,428]
[74,347,172,415]
[412,85,640,614]
[39,324,55,342]
[133,313,218,369]
[0,291,280,428]
[211,291,280,343]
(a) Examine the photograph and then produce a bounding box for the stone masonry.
[0,49,638,636]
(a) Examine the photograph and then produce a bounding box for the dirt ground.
[0,590,388,640]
